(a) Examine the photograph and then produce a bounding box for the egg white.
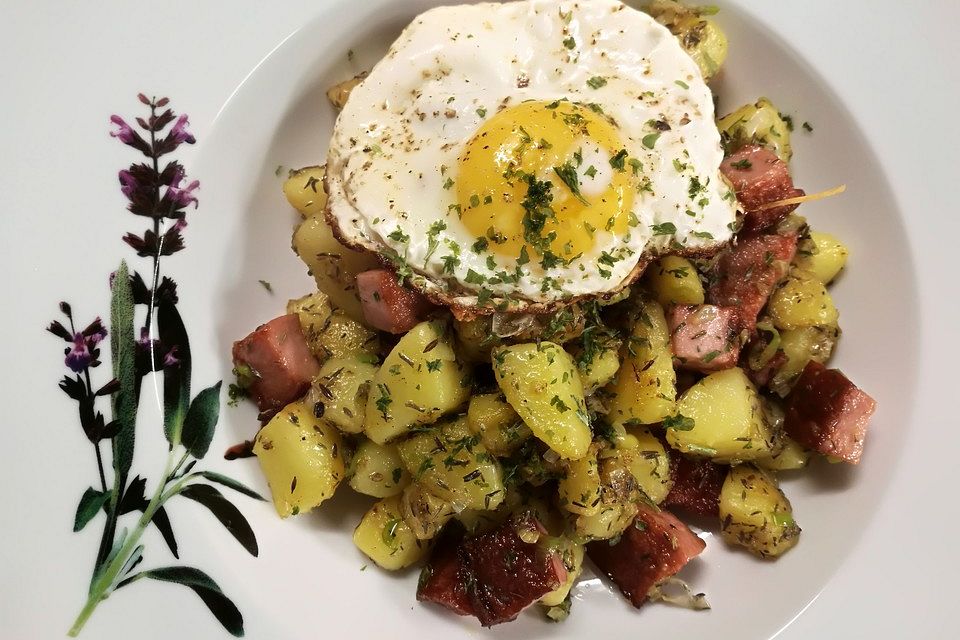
[325,0,738,309]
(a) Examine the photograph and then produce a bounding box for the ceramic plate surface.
[1,1,957,639]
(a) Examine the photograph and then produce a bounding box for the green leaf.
[179,484,259,557]
[73,487,109,532]
[110,261,137,480]
[157,302,192,445]
[197,471,265,501]
[136,566,244,637]
[181,382,222,459]
[119,476,180,558]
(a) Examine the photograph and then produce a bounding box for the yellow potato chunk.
[348,439,410,498]
[794,231,849,284]
[398,482,454,540]
[288,293,380,362]
[667,367,779,463]
[282,165,327,217]
[720,465,800,558]
[493,342,591,460]
[770,325,840,397]
[353,494,428,570]
[254,400,345,517]
[540,538,584,607]
[756,436,811,471]
[310,357,377,433]
[718,97,793,163]
[575,339,622,393]
[622,426,674,504]
[365,320,472,444]
[397,416,504,512]
[646,1,728,80]
[604,298,677,425]
[292,214,380,323]
[568,492,637,542]
[558,447,603,516]
[645,255,705,306]
[768,269,839,330]
[466,393,531,456]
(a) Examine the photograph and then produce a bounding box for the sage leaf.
[157,301,191,445]
[181,382,222,459]
[110,261,137,480]
[73,487,109,532]
[197,471,265,501]
[179,484,258,557]
[119,476,179,558]
[136,566,244,637]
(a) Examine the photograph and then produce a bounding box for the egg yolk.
[457,100,635,263]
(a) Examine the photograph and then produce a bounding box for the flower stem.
[93,443,107,493]
[68,449,178,637]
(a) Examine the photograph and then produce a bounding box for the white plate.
[1,1,957,639]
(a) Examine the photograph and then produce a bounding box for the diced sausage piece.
[356,269,436,334]
[663,453,727,517]
[721,144,805,233]
[416,526,474,617]
[417,515,565,627]
[232,314,320,414]
[587,503,706,608]
[708,233,798,331]
[668,304,741,372]
[461,514,566,626]
[783,361,877,464]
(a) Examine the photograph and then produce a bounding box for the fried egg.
[325,0,738,312]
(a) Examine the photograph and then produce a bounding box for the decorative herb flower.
[48,308,107,373]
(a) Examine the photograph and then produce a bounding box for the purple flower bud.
[169,114,196,145]
[165,179,200,209]
[65,334,92,373]
[82,317,108,345]
[118,170,139,200]
[163,345,180,368]
[110,115,137,144]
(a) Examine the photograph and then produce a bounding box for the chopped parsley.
[663,413,695,431]
[476,107,487,118]
[563,36,576,50]
[641,132,661,149]
[731,158,752,170]
[388,227,410,243]
[651,222,677,236]
[257,279,273,293]
[553,162,589,205]
[586,76,607,89]
[674,79,689,89]
[609,149,628,171]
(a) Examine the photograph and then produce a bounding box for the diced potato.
[568,490,638,542]
[353,494,429,570]
[645,1,728,79]
[327,72,367,110]
[466,393,531,456]
[718,97,793,163]
[667,367,779,463]
[310,357,377,433]
[768,269,839,330]
[540,538,585,607]
[575,338,622,393]
[493,342,592,461]
[282,165,327,217]
[398,482,454,540]
[604,298,677,425]
[452,316,502,362]
[720,464,800,558]
[558,447,603,516]
[292,214,380,323]
[397,416,505,512]
[621,426,673,504]
[455,508,506,535]
[289,293,381,362]
[770,325,839,397]
[756,436,811,471]
[348,439,410,498]
[365,320,472,444]
[253,400,345,517]
[644,255,705,306]
[794,231,849,284]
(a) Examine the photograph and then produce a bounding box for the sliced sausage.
[721,144,805,233]
[356,269,436,334]
[668,304,741,372]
